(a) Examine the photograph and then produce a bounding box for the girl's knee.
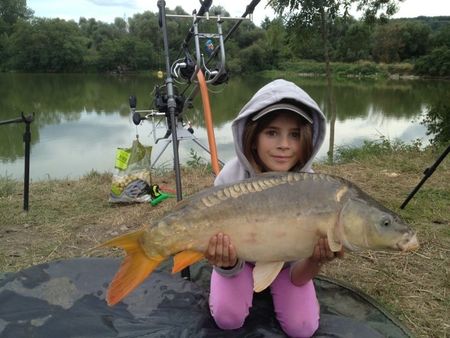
[280,317,319,338]
[211,303,248,330]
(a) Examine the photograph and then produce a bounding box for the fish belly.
[144,173,342,260]
[148,211,331,263]
[226,217,323,262]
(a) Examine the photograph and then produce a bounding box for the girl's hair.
[242,109,313,173]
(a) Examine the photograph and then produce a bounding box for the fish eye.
[381,216,391,227]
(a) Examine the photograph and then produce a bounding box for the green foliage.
[333,21,372,62]
[277,59,389,78]
[0,2,449,76]
[8,18,86,72]
[0,32,9,69]
[429,23,450,49]
[186,149,212,173]
[372,21,430,63]
[267,0,416,87]
[96,36,156,72]
[333,60,382,77]
[279,59,326,74]
[186,149,205,168]
[334,136,423,163]
[0,0,33,34]
[421,102,450,146]
[239,44,267,72]
[259,18,286,68]
[286,23,324,61]
[414,46,450,76]
[385,62,414,75]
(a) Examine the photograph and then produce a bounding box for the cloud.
[87,0,137,8]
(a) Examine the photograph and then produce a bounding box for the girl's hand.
[205,232,238,268]
[310,237,344,267]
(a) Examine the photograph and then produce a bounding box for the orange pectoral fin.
[172,250,205,273]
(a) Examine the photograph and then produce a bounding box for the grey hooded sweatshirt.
[213,79,327,277]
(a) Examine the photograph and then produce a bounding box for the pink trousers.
[209,263,320,338]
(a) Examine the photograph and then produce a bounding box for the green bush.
[279,60,326,74]
[334,137,423,163]
[385,62,414,75]
[421,102,450,146]
[414,46,450,77]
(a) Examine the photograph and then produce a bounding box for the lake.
[0,73,447,181]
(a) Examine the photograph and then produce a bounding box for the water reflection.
[0,73,446,180]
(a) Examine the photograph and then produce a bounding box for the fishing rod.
[181,0,213,49]
[139,0,260,192]
[400,143,450,209]
[164,1,259,177]
[180,0,261,98]
[150,0,259,181]
[205,0,260,64]
[154,1,215,280]
[0,112,34,211]
[156,0,184,204]
[131,0,219,205]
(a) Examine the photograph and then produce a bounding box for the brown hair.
[242,110,313,173]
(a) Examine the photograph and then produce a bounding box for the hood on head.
[231,79,327,176]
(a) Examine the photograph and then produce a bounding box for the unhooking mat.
[0,258,412,338]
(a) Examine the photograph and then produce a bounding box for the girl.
[205,79,343,337]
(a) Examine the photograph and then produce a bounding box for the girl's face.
[255,112,302,172]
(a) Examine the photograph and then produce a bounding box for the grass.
[318,142,449,337]
[0,143,449,337]
[0,174,17,198]
[264,60,417,79]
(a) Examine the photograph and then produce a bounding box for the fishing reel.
[153,85,185,116]
[204,63,229,85]
[171,56,196,81]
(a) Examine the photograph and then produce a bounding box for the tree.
[421,101,450,146]
[430,23,450,49]
[9,18,87,72]
[261,18,289,67]
[97,36,157,72]
[239,43,266,72]
[0,0,33,67]
[414,46,450,77]
[0,0,33,34]
[267,0,404,77]
[372,20,430,62]
[334,20,372,61]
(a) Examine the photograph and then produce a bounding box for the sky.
[27,0,450,27]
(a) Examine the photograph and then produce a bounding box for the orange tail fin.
[172,250,204,273]
[97,230,165,306]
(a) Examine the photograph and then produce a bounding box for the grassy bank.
[0,143,449,337]
[263,60,418,79]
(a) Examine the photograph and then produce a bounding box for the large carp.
[99,172,419,306]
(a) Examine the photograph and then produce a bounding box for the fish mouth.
[397,233,419,251]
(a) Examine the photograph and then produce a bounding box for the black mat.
[0,258,412,338]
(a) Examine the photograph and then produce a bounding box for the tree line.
[0,0,449,76]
